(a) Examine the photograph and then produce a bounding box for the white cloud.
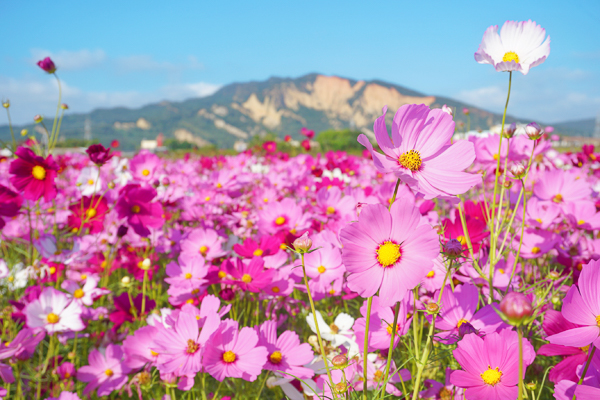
[0,76,221,125]
[114,54,204,73]
[30,48,107,71]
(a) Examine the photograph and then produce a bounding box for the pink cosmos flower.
[109,293,155,329]
[165,255,209,292]
[180,228,227,262]
[339,199,440,306]
[257,320,314,379]
[257,198,310,235]
[67,196,108,234]
[354,295,411,352]
[115,183,164,237]
[37,57,57,73]
[152,309,220,376]
[9,147,59,202]
[203,319,268,381]
[86,143,113,166]
[534,169,591,209]
[433,284,507,344]
[513,228,557,259]
[450,329,536,400]
[564,201,600,230]
[61,276,108,306]
[0,185,21,230]
[294,242,345,296]
[233,235,281,259]
[547,259,600,349]
[358,104,481,199]
[474,20,550,75]
[77,344,132,396]
[25,287,85,334]
[223,257,276,293]
[129,150,161,181]
[0,328,45,361]
[420,368,464,400]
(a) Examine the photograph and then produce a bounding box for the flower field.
[1,19,599,400]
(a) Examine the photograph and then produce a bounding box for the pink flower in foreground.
[115,183,164,237]
[450,329,535,400]
[547,259,600,349]
[203,319,268,381]
[223,257,276,293]
[9,147,59,202]
[0,185,22,230]
[122,326,159,370]
[474,20,550,75]
[25,287,84,334]
[358,105,481,199]
[339,199,439,306]
[180,228,227,262]
[77,344,131,396]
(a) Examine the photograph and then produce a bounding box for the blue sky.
[2,0,599,125]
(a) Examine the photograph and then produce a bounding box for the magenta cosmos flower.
[77,344,131,396]
[223,257,276,293]
[25,287,84,334]
[358,105,481,199]
[474,20,550,75]
[0,185,22,230]
[115,183,164,237]
[37,57,57,73]
[203,319,268,381]
[339,199,439,306]
[9,147,59,202]
[547,259,600,349]
[450,329,535,400]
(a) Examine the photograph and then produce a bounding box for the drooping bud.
[504,122,517,138]
[441,104,453,117]
[331,354,348,369]
[33,114,43,123]
[499,292,533,326]
[525,122,543,140]
[61,103,69,110]
[116,225,128,238]
[292,232,312,253]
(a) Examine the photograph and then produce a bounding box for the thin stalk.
[380,301,400,394]
[301,253,336,398]
[518,327,524,400]
[572,346,597,400]
[4,107,16,151]
[141,269,148,316]
[255,370,271,400]
[363,296,373,400]
[49,74,62,151]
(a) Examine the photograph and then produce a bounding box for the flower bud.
[499,292,533,326]
[462,108,470,115]
[551,295,562,307]
[548,271,561,280]
[503,180,512,189]
[162,177,170,186]
[444,238,463,258]
[334,382,348,394]
[356,202,367,217]
[307,335,319,348]
[426,302,440,314]
[20,129,28,137]
[33,114,43,123]
[116,224,128,238]
[526,382,537,391]
[140,258,151,270]
[525,122,543,140]
[37,57,57,74]
[121,276,131,285]
[510,163,526,179]
[331,354,348,369]
[2,100,9,109]
[441,104,453,117]
[292,232,312,253]
[107,181,116,189]
[219,288,235,301]
[458,321,478,338]
[504,122,517,138]
[61,103,69,110]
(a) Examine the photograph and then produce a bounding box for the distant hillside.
[0,73,593,150]
[552,118,595,137]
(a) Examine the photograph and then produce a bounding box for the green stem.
[301,253,336,398]
[255,370,271,400]
[49,74,62,152]
[141,269,148,317]
[363,296,373,400]
[572,346,596,400]
[5,108,16,151]
[518,327,524,400]
[410,313,438,400]
[213,378,225,400]
[380,301,400,396]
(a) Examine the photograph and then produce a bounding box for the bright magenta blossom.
[9,147,59,202]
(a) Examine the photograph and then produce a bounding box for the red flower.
[68,197,109,234]
[9,147,59,202]
[85,144,113,166]
[284,135,292,142]
[301,139,311,151]
[262,141,277,153]
[111,140,120,148]
[0,185,22,229]
[37,57,56,74]
[300,127,315,139]
[115,184,164,237]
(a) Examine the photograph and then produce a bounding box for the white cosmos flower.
[306,310,356,348]
[475,20,550,75]
[77,167,102,196]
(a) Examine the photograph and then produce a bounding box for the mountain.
[0,73,593,150]
[551,118,596,137]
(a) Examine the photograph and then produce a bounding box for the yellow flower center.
[199,245,208,255]
[399,150,422,172]
[49,267,57,274]
[204,196,211,202]
[216,183,222,188]
[86,208,97,219]
[498,269,505,274]
[142,169,150,176]
[326,206,336,215]
[553,194,563,203]
[253,249,264,257]
[185,273,192,279]
[222,350,236,363]
[493,153,499,161]
[578,220,585,225]
[596,315,600,327]
[502,51,519,63]
[104,369,114,377]
[242,274,252,283]
[376,241,401,267]
[271,286,280,293]
[32,165,46,180]
[186,339,199,354]
[318,266,326,274]
[131,205,140,213]
[218,271,226,279]
[457,319,469,328]
[150,350,159,357]
[481,366,503,386]
[275,216,286,226]
[87,179,94,185]
[535,218,542,224]
[73,289,84,299]
[263,197,269,203]
[531,246,541,254]
[46,313,60,324]
[269,351,283,364]
[457,236,467,246]
[426,270,435,278]
[329,323,339,334]
[386,323,399,335]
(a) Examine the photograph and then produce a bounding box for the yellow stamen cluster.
[185,273,192,279]
[142,169,150,176]
[326,206,335,215]
[222,350,236,363]
[457,319,469,328]
[73,289,84,299]
[481,366,502,386]
[32,165,46,180]
[399,150,422,172]
[502,51,519,63]
[275,216,286,226]
[426,270,435,278]
[131,205,141,213]
[596,315,600,327]
[376,241,401,267]
[86,208,97,219]
[46,313,60,324]
[199,246,208,255]
[105,369,114,377]
[186,339,199,354]
[318,266,326,274]
[241,274,252,283]
[269,351,283,364]
[253,249,264,257]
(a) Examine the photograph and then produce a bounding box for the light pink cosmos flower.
[61,275,109,306]
[77,344,132,396]
[257,198,310,235]
[358,104,481,199]
[564,201,600,230]
[180,228,227,262]
[339,199,439,306]
[294,242,345,296]
[474,20,550,75]
[533,169,591,210]
[165,255,209,291]
[450,329,536,400]
[354,295,411,352]
[223,257,276,293]
[122,325,159,370]
[257,320,314,380]
[129,150,161,182]
[25,287,85,334]
[203,319,268,381]
[547,259,600,349]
